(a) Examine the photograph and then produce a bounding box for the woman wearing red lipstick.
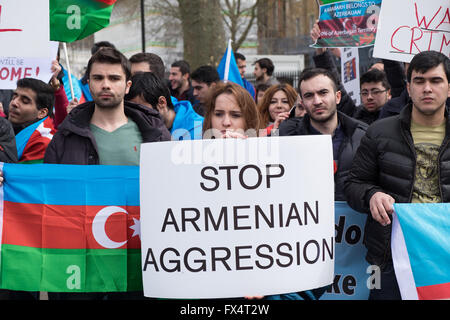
[257,83,298,136]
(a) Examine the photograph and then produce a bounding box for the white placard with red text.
[0,0,50,58]
[373,0,450,63]
[0,0,56,89]
[0,42,59,90]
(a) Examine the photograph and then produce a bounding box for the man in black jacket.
[279,67,367,300]
[344,51,450,300]
[45,47,170,165]
[279,68,367,201]
[353,69,392,125]
[44,47,170,300]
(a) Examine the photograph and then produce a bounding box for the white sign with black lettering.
[140,136,335,299]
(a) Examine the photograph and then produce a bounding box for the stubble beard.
[310,107,337,124]
[94,95,123,110]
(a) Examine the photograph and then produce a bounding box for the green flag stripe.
[0,244,142,292]
[19,159,44,164]
[50,0,115,43]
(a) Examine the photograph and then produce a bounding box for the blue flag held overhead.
[217,40,244,87]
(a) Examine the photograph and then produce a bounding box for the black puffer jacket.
[344,103,450,269]
[44,101,171,164]
[279,111,367,201]
[353,105,380,125]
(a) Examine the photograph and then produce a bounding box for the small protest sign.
[312,0,382,48]
[0,42,59,90]
[0,0,50,58]
[373,0,450,62]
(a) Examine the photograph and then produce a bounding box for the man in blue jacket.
[126,72,203,140]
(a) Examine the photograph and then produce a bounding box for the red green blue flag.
[313,0,381,48]
[50,0,117,43]
[15,117,56,164]
[392,203,450,300]
[0,163,142,292]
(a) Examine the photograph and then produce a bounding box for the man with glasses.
[353,69,391,125]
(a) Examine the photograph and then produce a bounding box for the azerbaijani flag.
[50,0,117,43]
[0,163,142,292]
[217,40,244,87]
[313,0,381,48]
[15,117,56,164]
[392,203,450,300]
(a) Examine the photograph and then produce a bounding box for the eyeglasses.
[360,89,388,97]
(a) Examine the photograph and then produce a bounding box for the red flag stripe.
[96,0,117,5]
[2,202,140,250]
[417,282,450,300]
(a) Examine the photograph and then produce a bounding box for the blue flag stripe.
[217,43,244,87]
[394,203,450,288]
[3,163,140,206]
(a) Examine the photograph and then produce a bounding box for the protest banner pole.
[62,42,75,101]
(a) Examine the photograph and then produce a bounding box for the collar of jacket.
[59,100,164,142]
[399,102,450,129]
[302,111,366,137]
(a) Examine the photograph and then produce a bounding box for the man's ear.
[156,96,167,112]
[125,80,132,94]
[37,108,49,119]
[335,90,342,105]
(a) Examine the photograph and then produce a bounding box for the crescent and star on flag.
[92,206,140,249]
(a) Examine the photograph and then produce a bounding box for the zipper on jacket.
[400,125,417,202]
[437,136,450,200]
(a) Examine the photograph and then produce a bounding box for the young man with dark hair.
[79,41,117,102]
[280,68,367,201]
[253,57,279,86]
[129,52,165,80]
[345,50,450,300]
[190,65,220,116]
[45,47,170,165]
[169,60,196,106]
[235,52,255,99]
[279,67,367,300]
[126,72,203,140]
[8,78,57,163]
[353,69,392,125]
[44,47,170,300]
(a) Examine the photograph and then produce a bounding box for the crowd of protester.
[0,20,449,301]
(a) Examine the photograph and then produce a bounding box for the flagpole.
[140,0,146,53]
[62,42,75,101]
[224,39,232,83]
